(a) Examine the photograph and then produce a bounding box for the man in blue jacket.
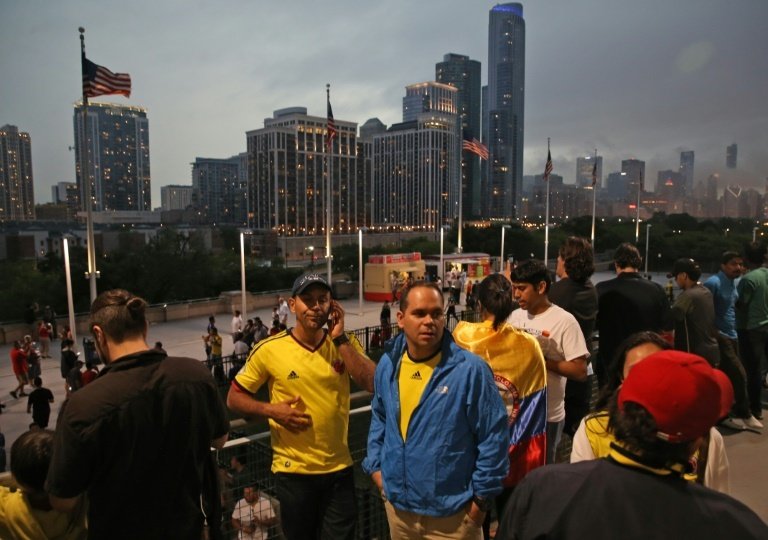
[363,282,508,539]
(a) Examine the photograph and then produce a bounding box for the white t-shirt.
[278,301,290,324]
[508,304,589,422]
[232,315,243,334]
[232,495,275,540]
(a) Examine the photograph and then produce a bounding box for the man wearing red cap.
[496,350,768,540]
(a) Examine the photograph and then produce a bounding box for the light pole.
[63,237,78,347]
[644,223,652,276]
[358,227,368,316]
[239,232,248,319]
[500,224,511,273]
[753,227,759,242]
[439,225,450,285]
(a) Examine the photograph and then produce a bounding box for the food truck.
[423,252,492,286]
[364,252,426,302]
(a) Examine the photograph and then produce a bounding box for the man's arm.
[362,363,387,490]
[227,384,311,432]
[545,356,587,381]
[328,300,376,392]
[50,494,82,513]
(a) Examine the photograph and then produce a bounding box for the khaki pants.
[385,501,482,540]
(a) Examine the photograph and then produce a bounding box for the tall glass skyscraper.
[487,3,525,219]
[436,53,482,219]
[679,150,694,196]
[73,102,151,212]
[0,124,35,221]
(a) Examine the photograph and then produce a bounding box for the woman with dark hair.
[550,236,598,437]
[453,274,548,536]
[570,331,731,493]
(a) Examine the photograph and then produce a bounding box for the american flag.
[326,98,337,151]
[543,149,553,180]
[591,161,598,187]
[82,55,131,98]
[462,138,489,160]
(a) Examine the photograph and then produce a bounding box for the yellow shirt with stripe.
[398,351,442,440]
[234,329,366,474]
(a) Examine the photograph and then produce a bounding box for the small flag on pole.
[326,96,337,151]
[82,55,131,98]
[462,138,489,160]
[543,149,553,181]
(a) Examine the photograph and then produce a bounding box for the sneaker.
[9,391,17,399]
[744,416,764,430]
[720,417,746,430]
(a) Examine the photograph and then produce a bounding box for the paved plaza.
[1,295,766,521]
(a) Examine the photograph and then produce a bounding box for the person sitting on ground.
[0,430,87,539]
[27,377,54,429]
[571,331,731,493]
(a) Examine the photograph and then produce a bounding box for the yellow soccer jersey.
[398,351,441,441]
[234,330,366,474]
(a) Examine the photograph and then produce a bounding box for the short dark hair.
[511,259,551,293]
[33,376,42,387]
[11,430,54,492]
[476,274,514,330]
[721,250,741,265]
[608,401,694,470]
[559,237,595,283]
[743,242,766,267]
[613,243,642,270]
[399,282,443,312]
[90,289,147,343]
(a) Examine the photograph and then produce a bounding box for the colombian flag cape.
[453,320,548,486]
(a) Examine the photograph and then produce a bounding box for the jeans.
[274,467,357,540]
[737,327,768,418]
[546,420,565,464]
[716,334,751,418]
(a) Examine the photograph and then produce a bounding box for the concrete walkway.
[1,296,766,521]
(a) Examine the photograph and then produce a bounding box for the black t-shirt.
[550,277,598,356]
[497,458,768,540]
[46,350,229,539]
[28,387,53,415]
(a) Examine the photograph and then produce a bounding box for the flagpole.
[590,147,597,246]
[79,27,98,304]
[326,84,333,286]
[544,138,551,269]
[635,167,642,244]
[457,131,463,253]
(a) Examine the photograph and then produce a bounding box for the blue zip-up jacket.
[362,332,508,517]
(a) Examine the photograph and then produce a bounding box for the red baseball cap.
[618,350,734,443]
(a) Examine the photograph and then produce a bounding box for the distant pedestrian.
[37,321,52,358]
[27,377,54,429]
[81,361,100,387]
[9,341,29,400]
[154,341,166,354]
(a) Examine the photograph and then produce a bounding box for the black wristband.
[332,333,350,347]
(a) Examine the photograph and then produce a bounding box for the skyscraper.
[576,155,603,187]
[373,83,460,231]
[0,124,35,221]
[73,102,151,212]
[161,185,193,211]
[436,53,482,218]
[192,157,246,224]
[486,3,525,219]
[679,150,694,196]
[726,143,737,169]
[621,159,645,199]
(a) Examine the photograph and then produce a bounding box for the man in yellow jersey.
[363,282,508,540]
[227,273,375,540]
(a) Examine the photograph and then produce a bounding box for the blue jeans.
[274,467,357,540]
[546,420,565,464]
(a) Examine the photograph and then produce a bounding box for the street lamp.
[358,227,368,316]
[239,232,248,319]
[500,224,511,273]
[644,223,652,276]
[439,225,450,286]
[753,227,759,242]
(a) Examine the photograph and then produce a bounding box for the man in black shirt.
[26,376,54,428]
[46,289,229,539]
[595,242,671,386]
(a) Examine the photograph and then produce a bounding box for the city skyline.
[1,0,766,208]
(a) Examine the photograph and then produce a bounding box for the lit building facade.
[372,83,459,232]
[191,157,246,225]
[436,53,482,219]
[486,3,525,219]
[246,107,368,236]
[73,102,151,212]
[0,125,35,221]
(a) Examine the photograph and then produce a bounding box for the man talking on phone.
[227,273,375,540]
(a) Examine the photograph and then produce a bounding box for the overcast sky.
[2,0,766,206]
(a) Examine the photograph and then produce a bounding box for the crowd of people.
[3,237,768,539]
